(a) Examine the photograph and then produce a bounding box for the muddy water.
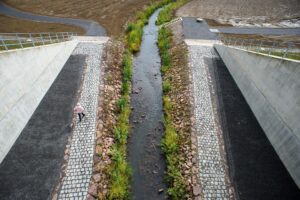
[127,8,168,200]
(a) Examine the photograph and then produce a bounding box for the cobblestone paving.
[188,44,230,199]
[58,42,103,200]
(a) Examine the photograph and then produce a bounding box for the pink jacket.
[74,105,84,114]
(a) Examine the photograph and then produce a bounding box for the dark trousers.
[78,113,85,121]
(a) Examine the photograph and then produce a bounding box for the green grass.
[163,80,171,93]
[156,0,190,25]
[158,27,172,75]
[158,23,188,199]
[126,0,172,53]
[107,51,132,200]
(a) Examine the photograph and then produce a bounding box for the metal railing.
[218,35,300,60]
[0,32,77,51]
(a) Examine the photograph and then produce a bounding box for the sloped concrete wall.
[214,44,300,188]
[0,40,78,163]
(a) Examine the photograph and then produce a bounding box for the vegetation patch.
[107,50,133,199]
[126,0,172,53]
[157,2,196,198]
[89,40,125,200]
[156,0,190,26]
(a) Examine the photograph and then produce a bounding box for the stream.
[127,8,168,200]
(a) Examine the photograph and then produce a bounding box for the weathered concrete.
[214,44,300,188]
[0,40,78,163]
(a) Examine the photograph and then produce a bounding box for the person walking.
[74,103,85,122]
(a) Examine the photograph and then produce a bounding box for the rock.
[194,196,202,200]
[86,194,96,200]
[158,188,164,193]
[88,183,98,197]
[93,155,101,164]
[93,174,101,182]
[106,85,114,92]
[193,185,201,196]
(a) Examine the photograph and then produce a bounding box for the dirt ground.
[176,0,300,27]
[0,14,84,34]
[2,0,160,36]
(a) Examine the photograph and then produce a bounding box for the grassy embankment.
[107,0,172,199]
[158,26,187,200]
[157,0,191,199]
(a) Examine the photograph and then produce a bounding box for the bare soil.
[176,0,300,27]
[3,0,160,36]
[0,14,84,34]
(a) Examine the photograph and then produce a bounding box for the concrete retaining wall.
[214,44,300,188]
[0,41,78,163]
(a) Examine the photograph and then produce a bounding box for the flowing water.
[127,8,168,200]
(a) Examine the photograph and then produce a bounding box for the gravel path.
[57,41,104,200]
[188,43,231,199]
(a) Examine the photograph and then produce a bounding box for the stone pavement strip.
[187,42,231,199]
[58,38,106,200]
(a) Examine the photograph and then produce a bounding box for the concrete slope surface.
[0,53,85,200]
[0,2,106,36]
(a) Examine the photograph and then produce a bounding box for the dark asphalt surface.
[210,53,300,200]
[182,17,300,39]
[182,17,218,40]
[0,2,106,36]
[0,54,85,200]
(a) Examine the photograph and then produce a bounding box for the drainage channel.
[127,8,168,200]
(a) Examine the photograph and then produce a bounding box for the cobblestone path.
[188,43,230,199]
[58,40,104,200]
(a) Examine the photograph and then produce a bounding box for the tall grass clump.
[156,0,190,25]
[158,16,188,199]
[126,0,172,53]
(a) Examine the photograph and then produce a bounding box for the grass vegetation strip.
[125,0,172,53]
[156,0,190,25]
[158,26,190,199]
[107,50,132,199]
